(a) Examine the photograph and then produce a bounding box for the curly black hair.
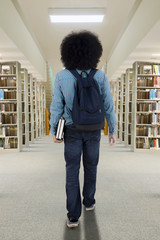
[60,31,103,70]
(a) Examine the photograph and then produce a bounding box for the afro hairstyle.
[60,30,103,70]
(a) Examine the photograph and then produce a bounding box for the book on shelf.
[154,76,160,87]
[137,102,160,112]
[152,113,160,124]
[148,126,160,137]
[137,77,153,87]
[136,138,149,149]
[4,137,10,149]
[0,138,3,148]
[136,113,152,124]
[138,65,153,75]
[137,89,160,100]
[153,65,160,75]
[0,65,16,75]
[0,77,16,87]
[0,89,4,99]
[143,137,150,149]
[150,138,159,148]
[0,127,5,137]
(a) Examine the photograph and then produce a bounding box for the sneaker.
[67,218,79,228]
[85,204,95,211]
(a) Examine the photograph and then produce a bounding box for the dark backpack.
[69,69,104,131]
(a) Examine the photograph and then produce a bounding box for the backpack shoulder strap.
[89,69,98,79]
[68,69,81,79]
[68,69,98,79]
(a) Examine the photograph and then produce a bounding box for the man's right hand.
[52,135,63,143]
[109,134,116,146]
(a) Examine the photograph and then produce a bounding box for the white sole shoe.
[67,219,79,228]
[85,204,95,211]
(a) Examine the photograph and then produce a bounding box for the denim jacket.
[50,69,117,135]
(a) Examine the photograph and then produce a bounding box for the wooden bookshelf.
[0,61,22,152]
[125,68,133,146]
[132,61,160,152]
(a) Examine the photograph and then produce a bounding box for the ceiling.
[112,19,160,80]
[0,27,42,79]
[11,0,137,74]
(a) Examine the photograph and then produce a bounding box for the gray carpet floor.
[0,134,160,240]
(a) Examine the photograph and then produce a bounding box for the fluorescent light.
[50,15,104,23]
[49,8,105,23]
[152,53,160,56]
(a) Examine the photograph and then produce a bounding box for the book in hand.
[56,117,65,140]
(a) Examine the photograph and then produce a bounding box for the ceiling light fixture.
[152,53,160,57]
[48,8,105,23]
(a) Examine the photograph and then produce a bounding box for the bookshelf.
[37,82,41,137]
[33,78,38,139]
[110,82,117,135]
[125,68,133,146]
[120,74,126,143]
[116,78,121,139]
[0,61,22,152]
[21,69,29,147]
[42,85,46,136]
[132,61,160,152]
[28,74,34,143]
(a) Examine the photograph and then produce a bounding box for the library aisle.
[0,134,160,240]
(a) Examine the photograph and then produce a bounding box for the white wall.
[107,0,160,80]
[0,0,46,80]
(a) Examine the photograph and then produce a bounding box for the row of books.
[1,103,36,113]
[136,138,160,149]
[0,78,17,87]
[152,113,160,124]
[0,113,17,124]
[0,90,17,100]
[0,138,18,149]
[0,103,17,112]
[137,77,160,87]
[137,113,160,124]
[0,127,17,137]
[136,126,160,137]
[137,114,152,124]
[137,64,160,75]
[137,90,160,100]
[154,65,160,75]
[148,126,160,137]
[0,65,16,75]
[137,102,160,112]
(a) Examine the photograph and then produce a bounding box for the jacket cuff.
[109,126,116,135]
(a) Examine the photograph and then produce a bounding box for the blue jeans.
[64,125,101,220]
